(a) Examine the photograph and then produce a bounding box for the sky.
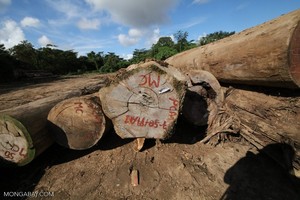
[0,0,299,59]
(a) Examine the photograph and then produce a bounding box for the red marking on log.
[11,144,20,152]
[124,115,167,129]
[74,102,84,114]
[19,148,26,157]
[4,151,15,160]
[139,73,160,88]
[168,97,179,120]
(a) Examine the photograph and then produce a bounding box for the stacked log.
[48,95,111,150]
[0,80,106,166]
[99,61,187,139]
[166,9,300,89]
[1,9,300,171]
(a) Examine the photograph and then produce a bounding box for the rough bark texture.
[48,95,111,150]
[166,9,300,88]
[203,87,300,170]
[99,61,186,139]
[0,79,107,166]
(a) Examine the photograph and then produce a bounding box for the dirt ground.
[0,75,299,200]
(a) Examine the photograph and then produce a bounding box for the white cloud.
[0,19,25,48]
[118,28,145,46]
[118,34,139,46]
[147,28,160,46]
[85,0,179,27]
[192,0,211,4]
[21,17,41,28]
[197,32,207,41]
[77,18,101,30]
[0,0,11,13]
[46,0,83,19]
[121,53,133,60]
[38,35,52,46]
[128,28,143,38]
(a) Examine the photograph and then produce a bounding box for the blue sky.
[0,0,299,59]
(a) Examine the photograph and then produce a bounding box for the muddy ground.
[0,74,299,200]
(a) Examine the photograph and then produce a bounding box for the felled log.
[48,95,111,150]
[182,70,224,126]
[225,88,300,148]
[203,87,300,170]
[0,80,106,166]
[166,9,300,88]
[99,61,186,139]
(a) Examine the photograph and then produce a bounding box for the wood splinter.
[133,138,145,152]
[131,169,139,187]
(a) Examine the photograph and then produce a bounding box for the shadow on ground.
[221,143,300,200]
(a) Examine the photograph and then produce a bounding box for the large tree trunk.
[166,9,300,88]
[203,87,300,170]
[0,81,106,166]
[99,61,187,139]
[47,94,111,150]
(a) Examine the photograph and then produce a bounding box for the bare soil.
[0,74,299,200]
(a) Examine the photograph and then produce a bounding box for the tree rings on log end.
[289,21,300,88]
[0,114,35,166]
[47,96,108,150]
[99,62,187,139]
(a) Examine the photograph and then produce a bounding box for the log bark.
[47,95,111,150]
[182,70,224,126]
[99,61,186,139]
[166,9,300,88]
[0,80,106,166]
[203,87,300,170]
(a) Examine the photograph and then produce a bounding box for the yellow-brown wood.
[99,61,186,139]
[166,9,300,88]
[48,95,110,150]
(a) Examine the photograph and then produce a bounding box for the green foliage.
[101,52,129,73]
[87,51,104,71]
[0,29,235,82]
[130,49,151,64]
[0,44,16,82]
[198,31,235,46]
[174,30,189,52]
[154,46,177,60]
[9,40,39,69]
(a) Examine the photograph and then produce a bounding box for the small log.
[99,61,186,139]
[47,95,111,150]
[166,9,300,88]
[182,70,224,126]
[0,80,106,166]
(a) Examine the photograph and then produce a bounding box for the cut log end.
[289,21,300,87]
[99,62,186,139]
[0,114,35,166]
[48,95,109,150]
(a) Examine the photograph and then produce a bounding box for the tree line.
[0,30,234,82]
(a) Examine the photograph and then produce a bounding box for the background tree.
[9,40,39,69]
[102,52,129,73]
[0,44,16,82]
[150,37,177,60]
[87,51,104,71]
[198,31,235,46]
[174,30,189,52]
[130,48,151,64]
